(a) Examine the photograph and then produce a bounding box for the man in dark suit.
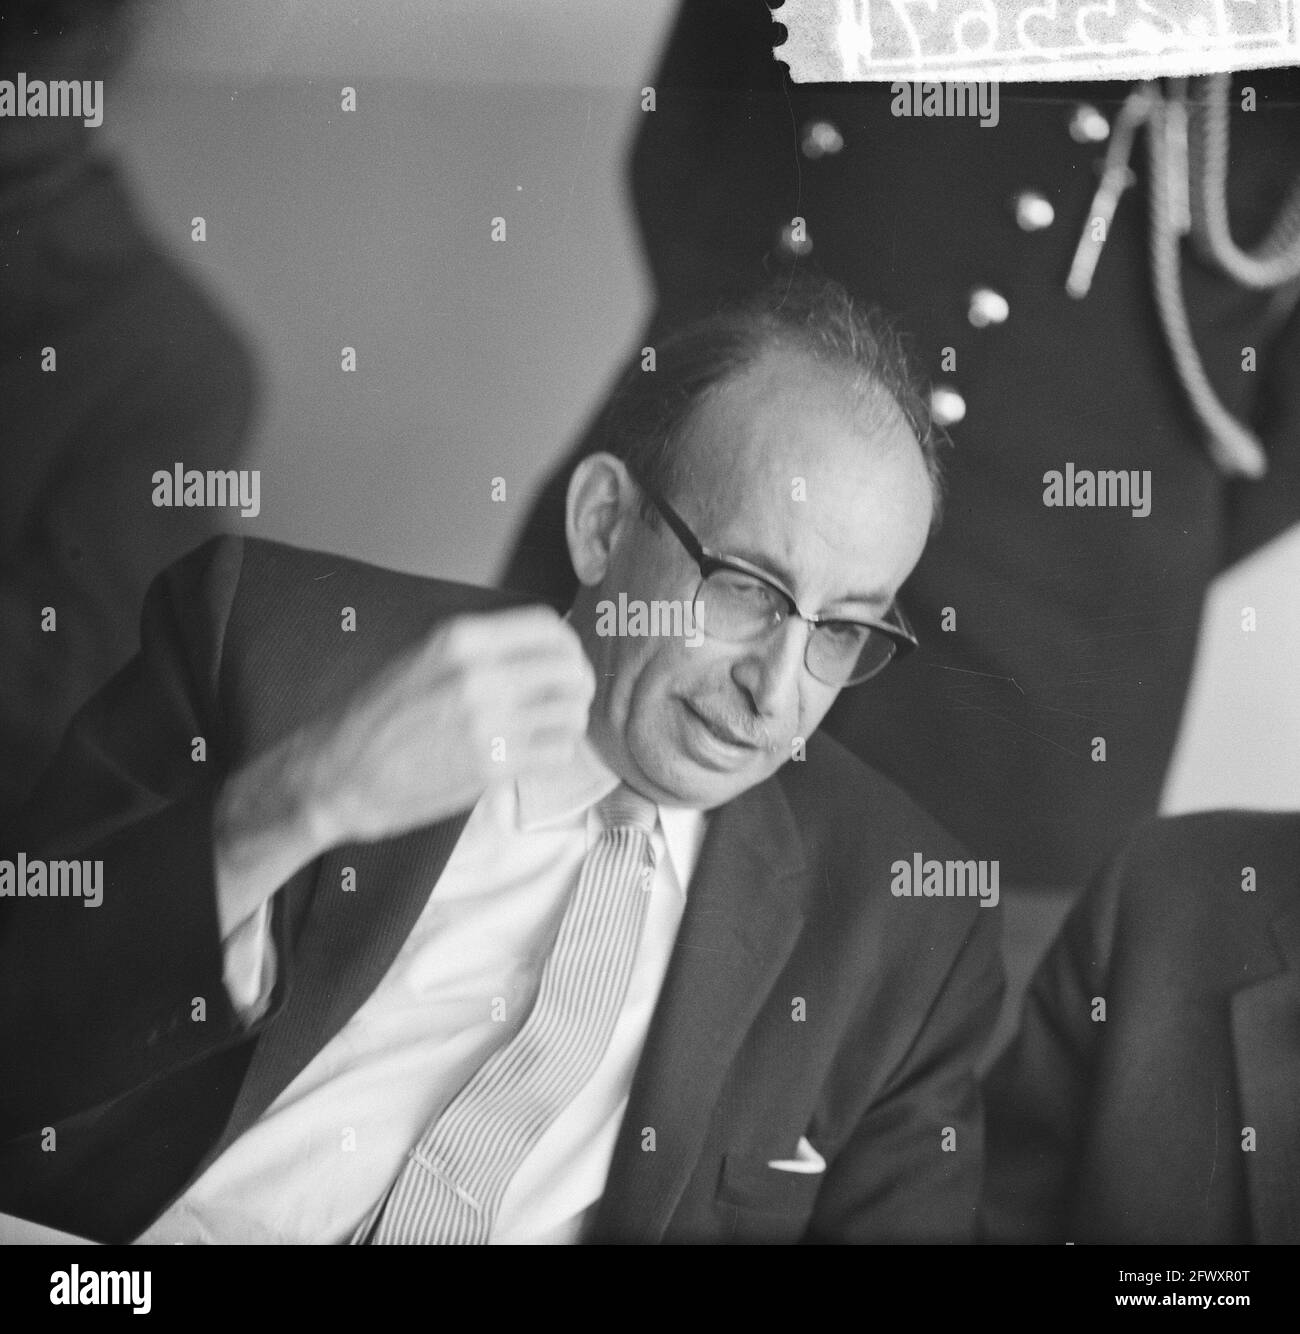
[0,280,1002,1244]
[982,810,1300,1244]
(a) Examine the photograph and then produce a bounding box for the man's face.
[572,347,934,809]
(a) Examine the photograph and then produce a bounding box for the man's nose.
[731,618,807,719]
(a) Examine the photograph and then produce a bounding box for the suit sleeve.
[979,848,1126,1243]
[0,535,253,1138]
[808,905,1005,1243]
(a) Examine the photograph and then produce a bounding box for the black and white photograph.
[2,0,1298,1297]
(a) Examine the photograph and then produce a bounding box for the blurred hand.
[304,605,595,844]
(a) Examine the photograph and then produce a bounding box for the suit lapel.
[201,811,473,1170]
[1231,896,1300,1244]
[591,775,808,1241]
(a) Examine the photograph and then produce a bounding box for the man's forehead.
[677,351,922,519]
[668,357,930,609]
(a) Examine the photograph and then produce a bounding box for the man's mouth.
[682,701,766,752]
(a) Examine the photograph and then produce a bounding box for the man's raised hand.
[305,606,595,845]
[212,606,594,931]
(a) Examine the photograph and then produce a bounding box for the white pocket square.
[766,1136,826,1174]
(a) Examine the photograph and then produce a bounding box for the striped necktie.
[353,783,659,1244]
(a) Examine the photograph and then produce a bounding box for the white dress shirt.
[136,742,705,1245]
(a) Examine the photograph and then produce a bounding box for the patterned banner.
[780,0,1300,81]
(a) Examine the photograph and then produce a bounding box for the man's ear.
[566,453,638,587]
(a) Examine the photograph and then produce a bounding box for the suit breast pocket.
[716,1153,825,1244]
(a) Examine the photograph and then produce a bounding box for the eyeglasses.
[635,482,918,687]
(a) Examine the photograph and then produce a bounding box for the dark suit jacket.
[0,536,1002,1244]
[982,811,1300,1244]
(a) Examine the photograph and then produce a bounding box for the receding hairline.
[664,340,931,501]
[593,275,948,536]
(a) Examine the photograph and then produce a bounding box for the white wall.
[103,0,677,586]
[1163,526,1300,814]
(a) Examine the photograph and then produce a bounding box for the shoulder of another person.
[1109,810,1300,922]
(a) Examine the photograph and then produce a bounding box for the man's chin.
[634,749,774,811]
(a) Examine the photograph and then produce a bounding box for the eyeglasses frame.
[631,478,919,686]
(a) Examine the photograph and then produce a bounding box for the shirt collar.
[516,737,621,830]
[514,739,704,895]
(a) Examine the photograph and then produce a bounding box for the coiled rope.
[1067,74,1300,479]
